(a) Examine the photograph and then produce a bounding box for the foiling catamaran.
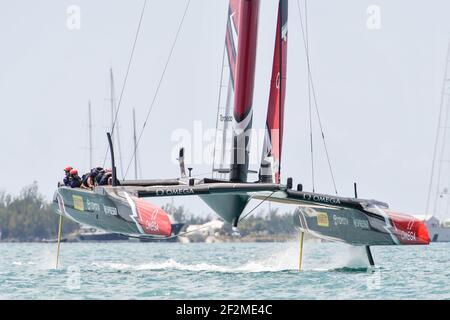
[53,0,429,268]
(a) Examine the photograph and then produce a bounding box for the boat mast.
[133,108,138,180]
[427,41,450,219]
[110,68,115,143]
[109,68,124,177]
[88,100,93,169]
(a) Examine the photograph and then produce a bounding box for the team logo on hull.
[72,195,84,211]
[316,212,329,227]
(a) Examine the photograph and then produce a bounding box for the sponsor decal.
[333,215,349,226]
[124,193,172,237]
[142,208,160,232]
[388,211,429,244]
[86,199,100,212]
[316,212,329,227]
[103,205,118,216]
[303,194,341,205]
[398,230,416,242]
[353,218,370,230]
[72,195,84,211]
[156,188,195,196]
[219,114,233,122]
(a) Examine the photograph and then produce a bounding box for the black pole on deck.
[355,183,375,266]
[366,245,375,267]
[107,132,118,186]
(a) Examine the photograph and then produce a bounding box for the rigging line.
[432,86,450,217]
[124,0,191,179]
[239,192,276,223]
[305,0,315,193]
[212,41,227,179]
[102,0,148,169]
[425,41,450,218]
[297,0,338,195]
[298,0,315,193]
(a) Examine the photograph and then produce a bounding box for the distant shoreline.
[0,233,318,244]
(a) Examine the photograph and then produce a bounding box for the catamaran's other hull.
[53,187,172,239]
[124,181,430,246]
[266,190,430,246]
[292,203,430,246]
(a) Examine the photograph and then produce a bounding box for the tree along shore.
[0,183,79,242]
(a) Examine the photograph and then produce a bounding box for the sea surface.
[0,241,449,300]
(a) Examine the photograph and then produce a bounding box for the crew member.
[94,168,106,186]
[99,169,113,186]
[63,166,73,186]
[81,167,104,189]
[69,169,82,188]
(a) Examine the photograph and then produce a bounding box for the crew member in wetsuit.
[94,168,106,186]
[69,169,82,188]
[81,167,104,189]
[99,169,113,186]
[63,166,73,186]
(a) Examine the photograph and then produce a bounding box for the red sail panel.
[230,0,260,182]
[260,0,288,184]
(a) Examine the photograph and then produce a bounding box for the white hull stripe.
[124,192,145,235]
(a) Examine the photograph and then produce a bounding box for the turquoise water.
[0,241,449,299]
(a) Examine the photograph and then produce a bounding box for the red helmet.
[70,169,78,176]
[64,166,73,172]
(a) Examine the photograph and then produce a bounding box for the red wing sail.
[259,0,288,184]
[229,0,260,182]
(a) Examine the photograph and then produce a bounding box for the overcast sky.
[1,0,450,218]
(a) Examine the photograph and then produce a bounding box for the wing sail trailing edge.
[259,0,288,183]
